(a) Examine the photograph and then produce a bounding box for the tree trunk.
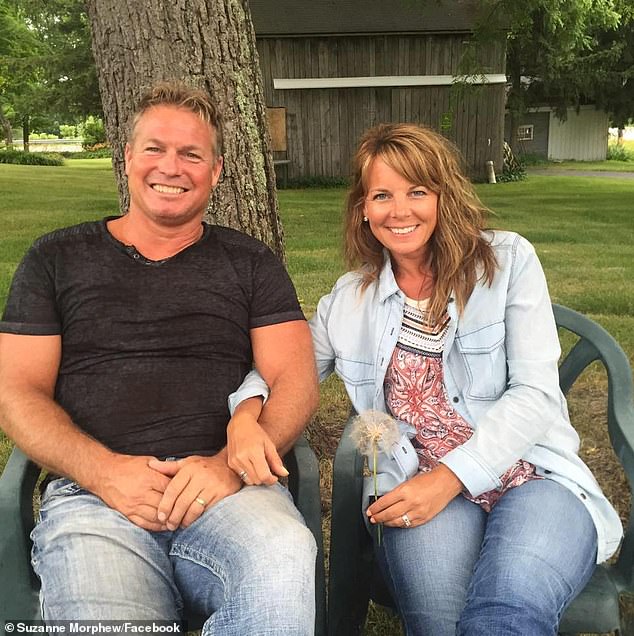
[85,0,284,259]
[0,110,13,149]
[506,41,523,156]
[618,128,624,146]
[22,116,30,153]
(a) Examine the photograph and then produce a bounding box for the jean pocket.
[42,477,85,502]
[456,322,507,400]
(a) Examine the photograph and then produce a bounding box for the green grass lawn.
[1,159,633,634]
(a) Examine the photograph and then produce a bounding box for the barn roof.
[250,0,483,36]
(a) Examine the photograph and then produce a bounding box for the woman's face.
[363,157,438,268]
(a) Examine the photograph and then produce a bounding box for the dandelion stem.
[373,441,382,545]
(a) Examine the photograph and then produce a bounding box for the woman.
[229,123,622,635]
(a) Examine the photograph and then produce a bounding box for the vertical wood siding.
[257,34,506,181]
[548,107,609,162]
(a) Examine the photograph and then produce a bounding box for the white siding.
[548,106,608,161]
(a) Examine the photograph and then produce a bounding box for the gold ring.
[239,470,248,482]
[195,496,206,507]
[402,513,412,528]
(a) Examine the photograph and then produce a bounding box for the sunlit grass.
[1,160,633,635]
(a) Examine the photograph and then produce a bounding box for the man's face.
[125,105,223,226]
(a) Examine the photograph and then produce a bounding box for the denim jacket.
[231,230,622,563]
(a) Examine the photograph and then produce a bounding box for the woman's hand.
[226,397,288,486]
[367,464,463,528]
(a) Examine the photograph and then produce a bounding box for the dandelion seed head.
[350,410,401,456]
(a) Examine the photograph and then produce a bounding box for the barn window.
[517,124,534,141]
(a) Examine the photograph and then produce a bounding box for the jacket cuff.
[228,370,270,415]
[440,446,502,497]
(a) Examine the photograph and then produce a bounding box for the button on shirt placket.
[373,294,404,410]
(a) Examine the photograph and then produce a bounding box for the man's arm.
[152,318,319,529]
[227,319,319,485]
[0,333,171,530]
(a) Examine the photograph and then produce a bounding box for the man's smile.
[151,184,187,194]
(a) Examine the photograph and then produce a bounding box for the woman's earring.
[363,216,368,222]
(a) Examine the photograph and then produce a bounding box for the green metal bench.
[328,303,634,635]
[0,435,327,635]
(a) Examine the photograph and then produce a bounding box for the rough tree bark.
[0,110,13,148]
[85,0,284,258]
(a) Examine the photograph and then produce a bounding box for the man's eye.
[186,152,202,161]
[145,147,161,153]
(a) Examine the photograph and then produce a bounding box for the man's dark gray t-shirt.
[0,218,305,458]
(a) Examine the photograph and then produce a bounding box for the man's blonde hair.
[344,123,497,323]
[130,80,223,157]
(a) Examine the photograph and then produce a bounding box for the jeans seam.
[170,543,227,586]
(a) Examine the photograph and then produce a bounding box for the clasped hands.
[95,411,286,533]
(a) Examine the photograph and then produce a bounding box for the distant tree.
[85,0,284,257]
[0,0,42,147]
[18,0,102,118]
[471,0,624,150]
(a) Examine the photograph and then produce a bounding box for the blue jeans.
[376,479,598,636]
[32,478,316,635]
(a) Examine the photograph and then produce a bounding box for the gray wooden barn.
[249,0,507,182]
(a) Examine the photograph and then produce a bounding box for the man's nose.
[157,150,181,174]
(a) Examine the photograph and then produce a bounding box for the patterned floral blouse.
[384,297,540,512]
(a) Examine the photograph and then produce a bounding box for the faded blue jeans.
[376,479,598,636]
[32,478,316,635]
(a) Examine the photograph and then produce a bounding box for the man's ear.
[211,155,224,187]
[124,143,132,176]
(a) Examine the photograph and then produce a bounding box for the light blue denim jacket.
[231,230,622,563]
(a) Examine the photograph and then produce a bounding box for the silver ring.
[402,513,412,528]
[195,496,206,507]
[239,470,249,482]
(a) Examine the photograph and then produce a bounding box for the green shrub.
[284,175,349,189]
[59,124,79,139]
[0,150,64,166]
[607,143,633,162]
[498,142,527,182]
[61,145,112,160]
[80,116,107,148]
[30,132,58,140]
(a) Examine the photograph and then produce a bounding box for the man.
[0,81,319,634]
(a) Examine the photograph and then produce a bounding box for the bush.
[607,143,633,162]
[0,150,64,166]
[30,132,58,140]
[61,145,112,160]
[59,124,79,139]
[284,175,349,189]
[498,142,527,182]
[80,116,107,149]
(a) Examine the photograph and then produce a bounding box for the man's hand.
[227,402,288,486]
[149,452,241,530]
[91,454,173,532]
[366,464,463,529]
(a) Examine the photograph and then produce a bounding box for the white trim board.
[273,74,507,89]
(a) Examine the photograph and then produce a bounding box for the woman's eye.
[411,189,427,197]
[372,192,389,201]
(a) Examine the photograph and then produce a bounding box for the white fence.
[10,139,84,153]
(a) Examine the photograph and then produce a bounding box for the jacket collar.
[377,251,401,303]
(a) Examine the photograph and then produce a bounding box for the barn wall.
[256,34,506,181]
